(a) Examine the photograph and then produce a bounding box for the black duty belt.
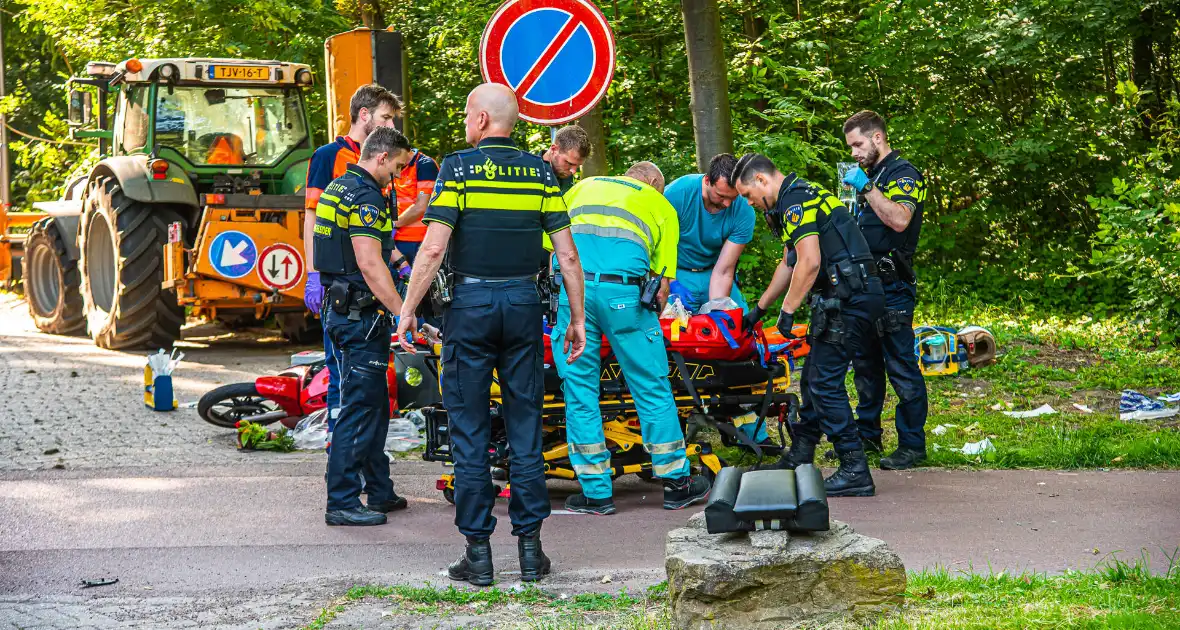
[680,265,713,273]
[584,271,645,287]
[456,274,537,285]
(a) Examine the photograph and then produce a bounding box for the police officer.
[732,153,885,497]
[313,127,413,526]
[397,84,588,586]
[303,84,403,456]
[842,111,929,470]
[550,162,711,515]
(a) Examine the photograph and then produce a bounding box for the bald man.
[398,83,587,587]
[551,161,711,515]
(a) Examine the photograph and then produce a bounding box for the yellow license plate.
[211,65,269,81]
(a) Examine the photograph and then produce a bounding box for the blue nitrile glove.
[398,264,412,280]
[842,166,872,193]
[304,271,323,316]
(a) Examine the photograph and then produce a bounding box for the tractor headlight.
[157,63,179,83]
[295,69,313,86]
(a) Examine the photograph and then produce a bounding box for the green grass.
[882,553,1180,629]
[707,304,1180,470]
[301,555,1180,629]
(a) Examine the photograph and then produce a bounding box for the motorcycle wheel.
[198,382,285,428]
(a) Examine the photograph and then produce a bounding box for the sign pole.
[0,13,10,212]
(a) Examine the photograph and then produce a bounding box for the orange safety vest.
[393,150,437,242]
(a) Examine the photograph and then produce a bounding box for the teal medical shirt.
[663,174,756,271]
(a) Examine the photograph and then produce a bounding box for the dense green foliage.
[3,0,1178,331]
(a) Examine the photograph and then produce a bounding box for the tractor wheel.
[24,218,85,335]
[276,312,322,344]
[78,177,183,350]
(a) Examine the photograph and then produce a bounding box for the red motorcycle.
[197,336,440,429]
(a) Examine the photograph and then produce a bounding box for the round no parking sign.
[480,0,616,125]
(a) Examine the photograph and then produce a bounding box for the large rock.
[665,512,905,629]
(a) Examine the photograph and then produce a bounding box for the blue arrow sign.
[208,230,257,279]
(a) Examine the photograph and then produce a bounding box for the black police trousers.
[323,307,395,511]
[441,279,550,539]
[795,283,885,453]
[853,281,929,450]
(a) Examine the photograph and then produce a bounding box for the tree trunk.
[578,104,609,177]
[1130,7,1157,139]
[359,0,386,29]
[681,0,734,171]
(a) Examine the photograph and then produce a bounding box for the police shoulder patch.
[896,176,916,194]
[785,204,804,226]
[358,204,381,228]
[429,177,445,203]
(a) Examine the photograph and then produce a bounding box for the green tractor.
[23,57,317,349]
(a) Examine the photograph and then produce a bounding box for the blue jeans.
[323,308,394,511]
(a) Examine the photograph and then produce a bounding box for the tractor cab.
[71,57,315,198]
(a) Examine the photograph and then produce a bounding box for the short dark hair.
[553,125,592,158]
[350,83,403,123]
[360,126,412,161]
[843,110,887,139]
[731,153,778,185]
[705,153,739,186]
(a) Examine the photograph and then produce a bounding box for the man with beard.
[542,125,591,193]
[841,110,929,470]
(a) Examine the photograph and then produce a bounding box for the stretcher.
[407,309,810,503]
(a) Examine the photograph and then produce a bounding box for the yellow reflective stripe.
[572,214,652,248]
[571,205,653,242]
[463,191,546,211]
[646,439,686,455]
[653,459,689,476]
[571,224,647,249]
[460,179,550,191]
[316,202,349,229]
[319,192,341,204]
[731,412,759,427]
[574,461,612,476]
[569,442,609,456]
[431,191,460,208]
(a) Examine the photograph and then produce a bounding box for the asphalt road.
[1,293,1178,629]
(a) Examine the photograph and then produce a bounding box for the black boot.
[880,446,927,470]
[824,449,876,497]
[663,475,711,510]
[325,506,387,526]
[564,493,617,515]
[367,491,409,513]
[774,436,818,470]
[448,538,494,587]
[518,531,551,582]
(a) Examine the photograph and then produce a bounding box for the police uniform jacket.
[855,150,926,262]
[423,137,570,279]
[312,163,395,291]
[772,174,876,298]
